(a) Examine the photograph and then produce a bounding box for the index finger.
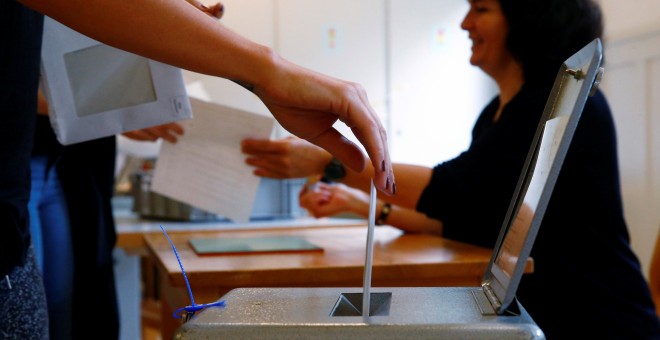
[310,123,393,196]
[184,0,224,18]
[241,138,286,154]
[325,89,394,196]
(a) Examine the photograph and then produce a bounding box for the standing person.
[28,91,75,340]
[241,0,660,338]
[59,123,185,340]
[28,4,216,338]
[52,3,218,339]
[1,1,394,339]
[31,90,186,340]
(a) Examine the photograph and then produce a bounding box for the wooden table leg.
[159,271,186,340]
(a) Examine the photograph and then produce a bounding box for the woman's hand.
[298,182,370,218]
[121,122,184,143]
[241,136,332,179]
[299,181,443,235]
[251,58,394,195]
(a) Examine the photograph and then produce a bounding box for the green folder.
[189,236,323,255]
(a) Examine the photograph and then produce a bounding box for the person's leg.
[0,246,49,340]
[40,162,74,340]
[28,156,47,273]
[58,136,120,339]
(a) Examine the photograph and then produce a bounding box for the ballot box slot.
[330,292,392,317]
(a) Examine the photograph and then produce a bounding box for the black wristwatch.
[321,157,346,182]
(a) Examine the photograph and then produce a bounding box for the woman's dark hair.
[499,0,603,81]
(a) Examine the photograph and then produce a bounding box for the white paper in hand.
[151,98,275,223]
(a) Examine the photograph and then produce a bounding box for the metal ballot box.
[173,39,604,340]
[175,287,542,339]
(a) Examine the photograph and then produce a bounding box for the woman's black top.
[417,81,660,339]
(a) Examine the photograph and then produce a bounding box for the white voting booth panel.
[173,39,604,340]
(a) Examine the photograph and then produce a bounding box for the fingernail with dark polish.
[392,182,396,195]
[381,160,386,172]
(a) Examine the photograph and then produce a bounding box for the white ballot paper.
[151,98,275,223]
[362,180,378,317]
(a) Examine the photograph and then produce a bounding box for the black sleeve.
[416,84,550,248]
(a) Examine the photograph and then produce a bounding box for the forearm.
[347,198,442,236]
[37,89,48,115]
[21,0,273,87]
[384,204,443,236]
[341,163,432,210]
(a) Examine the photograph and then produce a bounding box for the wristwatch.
[321,157,346,182]
[376,203,392,225]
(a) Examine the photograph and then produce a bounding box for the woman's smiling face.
[460,0,513,77]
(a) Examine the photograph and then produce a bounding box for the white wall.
[600,0,660,41]
[388,0,495,166]
[276,0,387,149]
[598,1,660,279]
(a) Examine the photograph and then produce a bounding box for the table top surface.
[115,212,366,252]
[144,224,522,289]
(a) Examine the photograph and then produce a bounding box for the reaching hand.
[299,181,443,235]
[241,136,332,179]
[249,58,395,195]
[298,181,371,218]
[121,122,184,143]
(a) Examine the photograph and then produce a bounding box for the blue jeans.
[28,155,73,340]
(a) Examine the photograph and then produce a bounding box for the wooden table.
[115,213,368,338]
[145,223,534,338]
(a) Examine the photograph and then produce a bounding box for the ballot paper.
[362,180,378,317]
[151,98,275,223]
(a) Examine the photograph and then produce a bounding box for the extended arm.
[243,136,431,209]
[299,182,442,235]
[22,0,394,194]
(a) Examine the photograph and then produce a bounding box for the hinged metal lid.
[479,38,604,315]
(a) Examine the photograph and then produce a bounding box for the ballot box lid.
[481,38,604,314]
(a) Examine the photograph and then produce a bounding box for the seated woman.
[242,0,660,338]
[651,230,660,316]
